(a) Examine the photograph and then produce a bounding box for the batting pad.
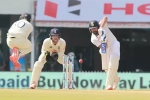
[105,69,119,89]
[105,68,118,88]
[105,58,119,88]
[30,61,44,86]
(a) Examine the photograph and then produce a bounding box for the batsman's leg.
[105,70,120,90]
[105,57,119,90]
[113,76,120,90]
[30,52,46,89]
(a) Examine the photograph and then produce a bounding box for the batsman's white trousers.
[99,41,120,70]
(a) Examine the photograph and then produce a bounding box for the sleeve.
[99,21,107,28]
[99,26,103,30]
[27,24,33,34]
[57,40,66,64]
[24,23,33,38]
[99,21,102,25]
[91,37,101,47]
[41,39,49,53]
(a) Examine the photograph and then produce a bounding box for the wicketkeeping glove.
[51,52,58,61]
[45,51,55,63]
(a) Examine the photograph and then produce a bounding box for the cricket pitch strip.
[0,89,149,100]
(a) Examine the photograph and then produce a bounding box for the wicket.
[62,55,74,89]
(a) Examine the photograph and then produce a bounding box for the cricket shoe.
[10,47,21,68]
[113,77,120,90]
[106,85,113,90]
[30,83,36,89]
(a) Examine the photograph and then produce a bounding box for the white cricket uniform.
[91,22,120,89]
[7,19,33,56]
[30,38,66,86]
[91,22,120,69]
[39,38,66,64]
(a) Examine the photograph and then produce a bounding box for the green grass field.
[0,89,150,100]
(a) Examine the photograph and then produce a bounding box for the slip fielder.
[89,17,120,90]
[30,28,66,89]
[7,13,33,68]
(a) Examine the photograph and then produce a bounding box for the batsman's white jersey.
[91,22,117,48]
[30,38,66,86]
[7,19,33,56]
[91,22,120,89]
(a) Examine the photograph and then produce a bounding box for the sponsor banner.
[0,72,150,89]
[36,0,150,22]
[35,21,150,28]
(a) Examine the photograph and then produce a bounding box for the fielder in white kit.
[7,13,33,68]
[89,17,120,90]
[30,28,66,89]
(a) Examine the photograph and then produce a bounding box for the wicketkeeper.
[30,28,66,89]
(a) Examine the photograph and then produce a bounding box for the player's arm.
[27,24,33,34]
[98,17,108,43]
[97,44,101,48]
[41,40,56,63]
[29,24,33,33]
[91,39,101,48]
[7,22,16,36]
[24,23,33,38]
[40,39,53,63]
[99,17,108,28]
[41,39,49,52]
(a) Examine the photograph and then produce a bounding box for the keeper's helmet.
[49,28,61,38]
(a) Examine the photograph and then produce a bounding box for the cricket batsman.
[30,28,66,89]
[89,17,120,90]
[7,13,33,68]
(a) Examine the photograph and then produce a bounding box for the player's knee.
[108,58,119,70]
[34,61,45,69]
[7,39,13,49]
